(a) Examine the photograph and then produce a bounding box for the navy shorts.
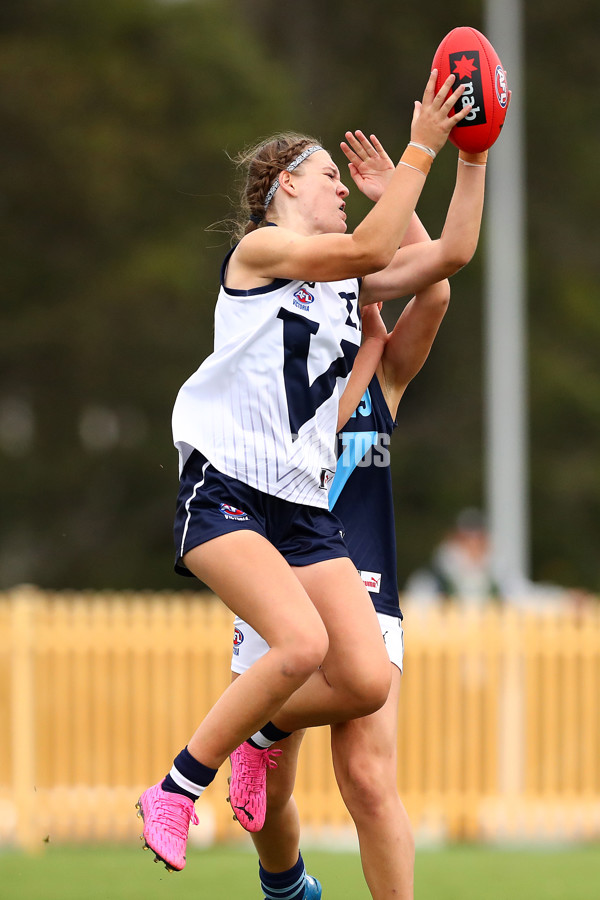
[173,450,350,577]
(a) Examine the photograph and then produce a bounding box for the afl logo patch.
[293,287,315,310]
[219,502,250,521]
[495,64,508,108]
[233,627,244,647]
[232,626,244,656]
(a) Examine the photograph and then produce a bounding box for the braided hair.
[232,132,322,242]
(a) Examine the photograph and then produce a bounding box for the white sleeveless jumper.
[172,250,361,509]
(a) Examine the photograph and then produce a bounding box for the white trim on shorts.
[179,458,211,561]
[230,611,404,675]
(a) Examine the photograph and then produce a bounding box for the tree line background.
[1,0,599,592]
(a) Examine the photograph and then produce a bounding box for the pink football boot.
[228,743,282,832]
[136,781,199,871]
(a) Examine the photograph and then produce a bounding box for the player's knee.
[279,624,329,680]
[337,662,391,718]
[338,753,410,840]
[338,751,390,813]
[334,677,389,719]
[354,681,389,717]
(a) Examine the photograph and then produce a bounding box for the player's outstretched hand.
[340,131,395,203]
[410,70,470,155]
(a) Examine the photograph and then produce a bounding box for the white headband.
[263,145,323,211]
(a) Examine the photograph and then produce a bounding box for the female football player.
[136,71,475,874]
[228,130,488,900]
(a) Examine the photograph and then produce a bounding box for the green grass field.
[1,843,600,899]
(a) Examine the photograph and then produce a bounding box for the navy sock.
[162,746,217,801]
[247,721,292,749]
[259,852,306,900]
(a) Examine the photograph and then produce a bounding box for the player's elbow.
[417,278,451,315]
[351,238,396,275]
[432,278,451,310]
[437,229,480,275]
[369,248,397,273]
[444,243,478,274]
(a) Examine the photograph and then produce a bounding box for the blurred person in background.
[404,507,502,607]
[404,507,583,610]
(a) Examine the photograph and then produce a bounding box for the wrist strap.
[399,144,433,176]
[408,141,436,159]
[459,149,489,167]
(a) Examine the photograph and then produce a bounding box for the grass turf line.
[1,844,600,899]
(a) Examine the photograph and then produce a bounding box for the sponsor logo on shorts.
[359,570,382,593]
[319,468,335,490]
[219,502,250,521]
[293,287,315,310]
[232,627,244,656]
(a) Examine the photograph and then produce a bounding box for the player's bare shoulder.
[226,225,298,290]
[225,227,278,290]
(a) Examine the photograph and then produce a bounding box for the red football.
[431,26,509,153]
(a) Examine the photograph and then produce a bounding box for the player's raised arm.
[359,145,487,306]
[337,303,388,431]
[228,72,469,287]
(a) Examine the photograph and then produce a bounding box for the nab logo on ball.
[450,50,486,127]
[293,287,315,311]
[219,502,250,521]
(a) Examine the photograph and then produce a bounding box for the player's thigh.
[292,556,389,685]
[185,530,327,654]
